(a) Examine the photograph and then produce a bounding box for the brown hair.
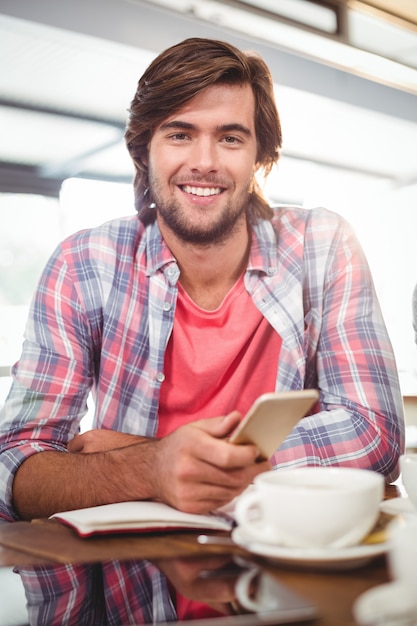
[125,38,282,224]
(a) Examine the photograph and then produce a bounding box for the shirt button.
[162,302,171,312]
[156,372,165,383]
[167,267,176,277]
[267,267,276,275]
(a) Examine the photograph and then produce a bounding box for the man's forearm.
[12,442,159,520]
[11,414,268,520]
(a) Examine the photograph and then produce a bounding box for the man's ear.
[141,145,150,167]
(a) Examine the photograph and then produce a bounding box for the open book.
[50,500,234,538]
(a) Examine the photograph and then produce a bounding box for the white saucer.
[353,581,417,625]
[231,526,388,570]
[379,497,417,516]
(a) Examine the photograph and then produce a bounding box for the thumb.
[67,433,82,453]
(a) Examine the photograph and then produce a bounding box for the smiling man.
[0,38,404,522]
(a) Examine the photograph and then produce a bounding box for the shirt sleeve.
[0,241,94,521]
[271,209,405,481]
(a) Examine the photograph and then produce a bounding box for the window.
[0,179,135,415]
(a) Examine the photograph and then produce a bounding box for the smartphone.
[229,389,319,459]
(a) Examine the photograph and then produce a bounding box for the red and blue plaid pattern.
[0,207,404,520]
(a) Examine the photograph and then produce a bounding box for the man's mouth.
[181,185,223,197]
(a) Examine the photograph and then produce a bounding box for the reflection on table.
[15,554,317,625]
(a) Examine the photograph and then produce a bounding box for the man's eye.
[171,133,187,140]
[224,136,240,144]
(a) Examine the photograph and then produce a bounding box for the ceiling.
[1,0,417,201]
[363,0,417,23]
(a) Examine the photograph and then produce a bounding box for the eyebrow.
[159,120,252,137]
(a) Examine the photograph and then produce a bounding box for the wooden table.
[0,483,401,626]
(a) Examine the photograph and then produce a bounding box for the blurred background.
[1,0,416,438]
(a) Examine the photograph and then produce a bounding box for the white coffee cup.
[234,467,384,549]
[400,453,417,510]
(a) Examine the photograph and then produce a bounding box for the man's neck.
[159,218,250,310]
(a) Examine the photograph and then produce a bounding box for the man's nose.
[189,137,219,175]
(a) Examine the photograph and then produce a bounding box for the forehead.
[159,83,256,128]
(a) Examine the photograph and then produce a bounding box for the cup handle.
[234,491,263,529]
[235,568,263,612]
[234,491,277,543]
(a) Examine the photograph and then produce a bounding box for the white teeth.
[182,185,222,197]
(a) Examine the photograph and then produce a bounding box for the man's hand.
[148,412,271,514]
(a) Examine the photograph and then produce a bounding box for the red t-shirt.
[157,275,281,436]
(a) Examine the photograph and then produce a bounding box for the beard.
[149,172,251,247]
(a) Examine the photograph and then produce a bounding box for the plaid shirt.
[0,206,404,520]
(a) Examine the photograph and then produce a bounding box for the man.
[0,38,404,522]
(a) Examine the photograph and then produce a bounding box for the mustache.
[171,175,229,186]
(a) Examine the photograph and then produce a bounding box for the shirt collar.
[144,220,177,276]
[247,218,279,276]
